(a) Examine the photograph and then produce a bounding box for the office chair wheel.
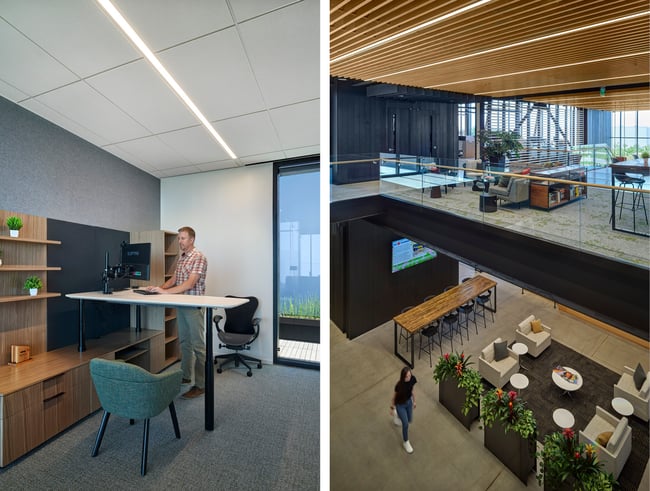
[216,368,223,374]
[246,370,252,377]
[257,363,262,369]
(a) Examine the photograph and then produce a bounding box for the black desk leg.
[205,307,214,431]
[135,305,142,332]
[78,299,86,352]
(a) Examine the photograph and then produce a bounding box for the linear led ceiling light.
[331,0,492,64]
[96,0,237,159]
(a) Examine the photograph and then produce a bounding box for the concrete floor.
[330,266,650,490]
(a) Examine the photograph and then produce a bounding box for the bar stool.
[611,173,648,225]
[458,299,478,340]
[474,291,494,327]
[440,309,461,350]
[419,319,441,367]
[626,174,649,224]
[399,306,415,351]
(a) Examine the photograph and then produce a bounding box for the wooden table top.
[393,275,496,334]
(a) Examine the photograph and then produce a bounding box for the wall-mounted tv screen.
[391,238,437,273]
[121,242,151,280]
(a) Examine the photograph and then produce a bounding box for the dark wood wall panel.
[331,217,458,338]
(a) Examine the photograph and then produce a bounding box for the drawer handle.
[43,392,65,403]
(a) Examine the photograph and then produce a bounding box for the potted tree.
[433,352,482,429]
[481,388,537,483]
[641,151,649,166]
[24,275,43,296]
[478,130,524,167]
[6,216,23,238]
[538,428,616,490]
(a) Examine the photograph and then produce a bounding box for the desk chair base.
[91,402,180,476]
[214,351,262,377]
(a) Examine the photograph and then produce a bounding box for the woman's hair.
[400,366,411,382]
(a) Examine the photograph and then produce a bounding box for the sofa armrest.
[595,405,620,427]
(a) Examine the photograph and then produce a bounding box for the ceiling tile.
[196,159,244,172]
[284,145,319,159]
[86,59,196,134]
[160,27,266,121]
[269,99,319,150]
[215,111,282,157]
[107,135,190,169]
[0,80,29,103]
[0,18,78,96]
[238,0,319,108]
[229,0,301,22]
[0,0,140,78]
[156,124,232,164]
[34,81,151,142]
[114,0,234,51]
[237,151,287,165]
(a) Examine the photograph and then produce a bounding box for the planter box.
[279,317,320,343]
[484,419,536,484]
[438,377,479,430]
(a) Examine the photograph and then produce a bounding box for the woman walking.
[390,366,417,453]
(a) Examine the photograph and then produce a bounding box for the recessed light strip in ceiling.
[330,0,492,64]
[96,0,237,159]
[374,11,649,79]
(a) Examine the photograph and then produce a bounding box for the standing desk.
[66,290,248,431]
[392,275,497,368]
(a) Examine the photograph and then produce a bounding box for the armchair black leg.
[169,402,181,439]
[91,411,111,457]
[141,419,150,476]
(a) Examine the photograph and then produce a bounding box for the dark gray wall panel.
[0,96,159,231]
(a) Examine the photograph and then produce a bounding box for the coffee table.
[553,408,575,428]
[611,397,634,417]
[552,366,583,396]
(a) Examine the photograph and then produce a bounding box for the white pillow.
[607,417,627,450]
[518,316,534,334]
[639,376,650,398]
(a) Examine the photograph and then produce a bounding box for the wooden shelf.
[0,236,61,245]
[165,334,178,344]
[116,348,148,362]
[0,292,61,303]
[0,266,61,271]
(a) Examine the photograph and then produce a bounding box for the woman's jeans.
[396,398,413,442]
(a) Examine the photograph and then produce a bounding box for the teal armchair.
[89,358,182,476]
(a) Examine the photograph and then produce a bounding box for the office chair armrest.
[249,317,262,342]
[213,314,224,332]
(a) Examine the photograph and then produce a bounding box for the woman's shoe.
[403,440,413,453]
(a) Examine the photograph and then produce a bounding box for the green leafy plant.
[24,275,43,291]
[279,294,320,319]
[433,352,482,415]
[537,428,616,490]
[478,130,524,163]
[481,387,536,439]
[641,151,649,159]
[6,216,23,231]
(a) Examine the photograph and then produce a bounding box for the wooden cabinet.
[130,230,179,369]
[529,165,587,210]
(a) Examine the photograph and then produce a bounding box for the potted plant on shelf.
[481,388,537,483]
[537,428,616,490]
[478,130,524,166]
[24,276,43,296]
[641,151,649,166]
[6,216,23,238]
[433,352,482,429]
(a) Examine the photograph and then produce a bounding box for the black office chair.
[213,295,262,377]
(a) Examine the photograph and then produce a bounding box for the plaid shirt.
[175,247,207,296]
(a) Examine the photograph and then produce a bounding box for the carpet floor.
[503,341,649,491]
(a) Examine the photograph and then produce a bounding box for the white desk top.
[66,290,248,309]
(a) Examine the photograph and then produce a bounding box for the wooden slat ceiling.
[330,0,650,111]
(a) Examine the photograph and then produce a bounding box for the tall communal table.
[66,290,248,431]
[610,160,649,237]
[393,275,497,368]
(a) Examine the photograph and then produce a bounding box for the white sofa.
[579,406,632,479]
[613,366,650,422]
[478,337,519,388]
[514,314,552,358]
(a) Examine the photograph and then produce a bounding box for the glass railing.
[330,154,650,267]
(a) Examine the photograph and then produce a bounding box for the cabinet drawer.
[1,385,44,467]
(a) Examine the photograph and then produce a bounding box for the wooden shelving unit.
[529,165,587,210]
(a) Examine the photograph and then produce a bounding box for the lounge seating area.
[487,175,530,206]
[614,364,650,422]
[579,405,633,479]
[515,314,552,357]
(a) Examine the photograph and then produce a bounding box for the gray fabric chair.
[488,176,529,206]
[89,358,182,476]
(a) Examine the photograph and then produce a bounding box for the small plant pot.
[29,288,38,296]
[9,230,19,238]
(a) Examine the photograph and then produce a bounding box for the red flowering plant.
[538,428,616,490]
[480,388,536,439]
[433,352,482,415]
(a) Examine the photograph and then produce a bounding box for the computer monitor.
[121,242,151,280]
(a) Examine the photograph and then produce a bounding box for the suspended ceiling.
[330,0,650,112]
[0,0,319,178]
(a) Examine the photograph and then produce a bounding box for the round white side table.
[611,397,634,417]
[552,408,575,428]
[511,342,529,370]
[510,373,529,396]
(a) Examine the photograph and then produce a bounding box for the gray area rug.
[504,341,648,491]
[0,364,320,490]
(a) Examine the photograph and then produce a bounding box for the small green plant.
[641,151,649,159]
[6,216,23,231]
[24,275,43,291]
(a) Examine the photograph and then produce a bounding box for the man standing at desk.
[148,226,208,399]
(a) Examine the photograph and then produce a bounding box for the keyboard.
[133,289,159,295]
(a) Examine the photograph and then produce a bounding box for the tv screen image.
[121,242,151,280]
[391,238,437,273]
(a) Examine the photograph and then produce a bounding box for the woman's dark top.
[394,375,417,405]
